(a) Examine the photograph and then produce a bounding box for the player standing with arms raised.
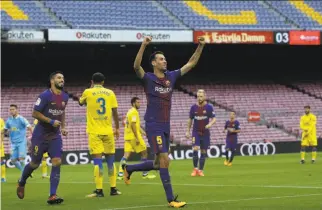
[17,72,69,204]
[186,89,216,176]
[300,105,317,164]
[79,72,121,197]
[123,36,205,208]
[223,111,240,166]
[5,105,33,172]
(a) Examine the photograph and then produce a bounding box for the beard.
[55,83,64,90]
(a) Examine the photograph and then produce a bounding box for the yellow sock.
[41,160,47,176]
[1,164,6,179]
[301,152,306,160]
[312,151,317,160]
[94,165,103,190]
[118,163,124,174]
[109,163,116,188]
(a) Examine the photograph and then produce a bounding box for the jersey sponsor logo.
[194,116,208,120]
[35,98,41,106]
[154,86,172,94]
[49,109,64,116]
[240,142,276,156]
[62,101,66,107]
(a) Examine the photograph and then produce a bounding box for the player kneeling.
[118,97,156,180]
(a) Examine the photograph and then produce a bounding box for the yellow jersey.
[0,118,4,131]
[0,118,5,148]
[79,85,118,135]
[124,107,142,140]
[300,113,317,139]
[34,119,38,125]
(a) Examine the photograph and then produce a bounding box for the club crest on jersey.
[62,101,66,107]
[203,110,206,114]
[165,80,170,87]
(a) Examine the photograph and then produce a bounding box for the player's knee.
[51,158,62,167]
[30,161,40,169]
[141,150,148,158]
[301,147,306,151]
[193,146,199,151]
[200,149,207,154]
[159,153,169,168]
[312,147,317,151]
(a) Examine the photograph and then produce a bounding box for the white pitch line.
[19,181,322,189]
[100,193,322,210]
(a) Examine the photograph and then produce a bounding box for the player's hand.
[185,132,191,139]
[52,120,61,127]
[114,128,120,140]
[198,36,206,45]
[61,128,68,136]
[142,36,152,45]
[205,124,211,129]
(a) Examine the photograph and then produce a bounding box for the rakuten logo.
[49,109,64,116]
[155,87,172,94]
[6,31,35,40]
[76,32,112,40]
[194,116,208,120]
[300,35,319,41]
[136,32,170,40]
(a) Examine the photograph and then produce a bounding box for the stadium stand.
[294,82,322,98]
[1,0,321,30]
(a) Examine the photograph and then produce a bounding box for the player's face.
[305,108,310,114]
[153,54,167,72]
[52,73,64,90]
[9,107,18,116]
[197,92,205,104]
[230,112,235,120]
[134,100,140,109]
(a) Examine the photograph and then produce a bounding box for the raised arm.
[180,37,206,76]
[133,36,151,79]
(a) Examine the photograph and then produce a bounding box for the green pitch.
[2,153,322,210]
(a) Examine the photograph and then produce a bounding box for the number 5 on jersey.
[96,98,106,115]
[156,136,162,145]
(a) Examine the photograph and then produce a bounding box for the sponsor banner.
[4,139,321,166]
[248,111,261,122]
[48,29,193,43]
[289,31,320,45]
[1,30,45,43]
[122,30,192,43]
[193,31,273,44]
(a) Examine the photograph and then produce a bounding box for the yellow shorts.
[43,152,49,158]
[0,143,4,158]
[124,138,147,153]
[301,137,317,147]
[88,133,115,155]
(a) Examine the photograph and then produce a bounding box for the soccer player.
[223,111,241,166]
[34,119,50,178]
[300,105,317,164]
[17,71,68,205]
[122,36,205,208]
[79,72,121,197]
[0,118,6,182]
[186,89,216,176]
[5,104,33,172]
[117,97,156,180]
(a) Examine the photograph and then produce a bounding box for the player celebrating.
[17,71,69,205]
[33,119,50,178]
[1,118,6,182]
[300,105,317,164]
[117,97,156,180]
[79,72,121,197]
[223,111,240,166]
[186,89,216,177]
[122,36,205,208]
[5,105,33,172]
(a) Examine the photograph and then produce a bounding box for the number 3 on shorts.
[156,136,162,145]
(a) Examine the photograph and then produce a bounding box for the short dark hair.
[92,72,105,83]
[149,51,164,67]
[10,104,18,109]
[131,97,140,105]
[49,71,64,80]
[304,105,310,109]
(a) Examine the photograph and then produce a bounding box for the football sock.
[14,161,23,171]
[42,160,48,176]
[229,150,235,163]
[19,163,35,186]
[312,147,317,160]
[1,160,6,179]
[50,165,60,196]
[118,157,127,175]
[199,153,206,170]
[106,155,116,188]
[141,158,148,176]
[127,160,155,172]
[93,158,103,190]
[225,150,229,161]
[159,168,174,202]
[192,150,198,168]
[301,147,306,160]
[19,160,25,171]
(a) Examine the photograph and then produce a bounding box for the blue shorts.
[192,132,210,150]
[30,134,63,164]
[10,142,27,160]
[146,122,170,154]
[226,139,238,150]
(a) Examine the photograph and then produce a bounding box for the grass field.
[1,153,322,210]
